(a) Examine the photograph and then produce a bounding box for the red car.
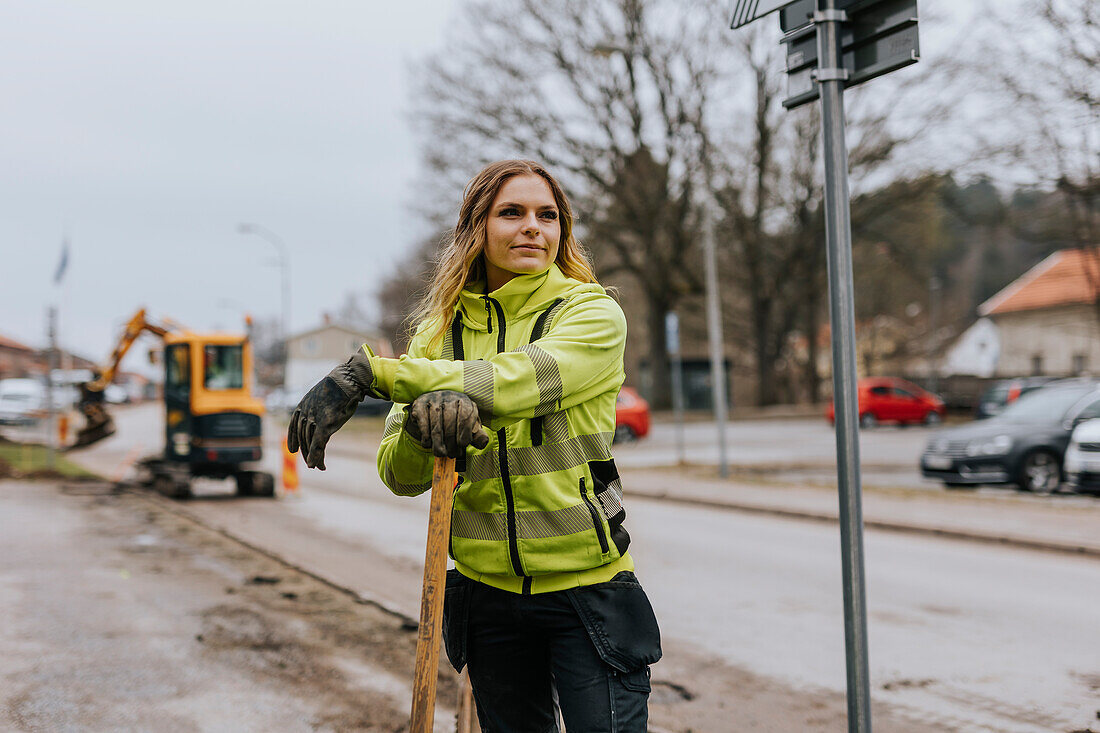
[615,387,650,442]
[825,377,945,428]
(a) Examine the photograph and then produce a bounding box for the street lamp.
[237,223,290,387]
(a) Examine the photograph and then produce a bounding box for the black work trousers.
[443,570,662,733]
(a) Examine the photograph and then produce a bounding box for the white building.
[285,319,393,398]
[942,317,1001,378]
[978,249,1099,377]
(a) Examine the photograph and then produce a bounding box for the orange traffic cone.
[282,438,299,494]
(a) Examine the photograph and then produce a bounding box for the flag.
[53,240,69,285]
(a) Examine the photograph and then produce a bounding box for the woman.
[288,160,661,731]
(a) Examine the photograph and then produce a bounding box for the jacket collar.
[457,264,593,332]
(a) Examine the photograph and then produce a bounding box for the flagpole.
[48,236,70,461]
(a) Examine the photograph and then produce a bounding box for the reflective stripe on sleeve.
[441,326,453,360]
[518,344,562,418]
[382,411,403,439]
[384,462,432,497]
[463,360,494,420]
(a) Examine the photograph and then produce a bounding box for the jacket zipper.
[498,427,524,577]
[489,299,507,354]
[483,296,492,334]
[580,478,610,554]
[486,296,525,578]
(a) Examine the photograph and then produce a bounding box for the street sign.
[782,0,919,108]
[730,0,800,28]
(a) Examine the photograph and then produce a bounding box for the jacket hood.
[456,264,605,332]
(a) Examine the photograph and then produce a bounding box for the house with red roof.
[0,334,41,380]
[978,249,1100,377]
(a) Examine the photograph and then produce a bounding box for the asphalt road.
[57,403,1100,733]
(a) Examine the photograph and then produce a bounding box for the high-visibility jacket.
[362,264,634,594]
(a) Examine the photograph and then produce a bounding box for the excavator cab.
[158,333,272,496]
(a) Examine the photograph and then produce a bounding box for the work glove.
[403,390,491,458]
[287,350,382,470]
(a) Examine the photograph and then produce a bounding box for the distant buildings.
[0,334,39,380]
[976,249,1099,377]
[285,317,393,398]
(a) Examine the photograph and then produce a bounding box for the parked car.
[975,376,1056,420]
[1064,418,1100,494]
[614,386,650,442]
[825,377,945,428]
[920,380,1100,491]
[0,379,45,425]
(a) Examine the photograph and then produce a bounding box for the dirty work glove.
[404,390,491,459]
[287,350,381,470]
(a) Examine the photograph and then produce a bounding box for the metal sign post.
[814,3,872,729]
[730,1,919,730]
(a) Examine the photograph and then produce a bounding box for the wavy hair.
[408,160,597,350]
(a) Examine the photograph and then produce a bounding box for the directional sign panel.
[730,0,800,29]
[782,0,919,108]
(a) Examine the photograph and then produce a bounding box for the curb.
[627,489,1100,559]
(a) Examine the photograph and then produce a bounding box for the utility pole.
[666,311,686,465]
[238,223,291,387]
[928,276,941,394]
[703,215,729,478]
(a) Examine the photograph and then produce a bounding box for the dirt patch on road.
[113,490,455,732]
[0,481,454,732]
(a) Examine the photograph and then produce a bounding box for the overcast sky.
[1,0,454,362]
[1,0,989,368]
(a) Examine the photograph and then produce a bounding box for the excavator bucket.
[69,388,116,450]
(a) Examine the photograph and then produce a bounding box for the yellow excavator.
[73,309,275,498]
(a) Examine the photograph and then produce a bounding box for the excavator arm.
[71,309,172,449]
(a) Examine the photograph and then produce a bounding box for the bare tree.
[984,0,1100,321]
[373,235,441,354]
[711,24,947,404]
[411,0,732,407]
[410,0,953,407]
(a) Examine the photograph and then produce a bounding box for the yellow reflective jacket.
[363,264,634,594]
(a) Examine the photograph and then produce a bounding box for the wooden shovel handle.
[409,456,457,732]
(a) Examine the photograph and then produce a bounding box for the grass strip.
[0,441,100,480]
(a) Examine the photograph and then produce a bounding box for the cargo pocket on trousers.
[442,569,471,672]
[618,666,652,693]
[565,571,662,674]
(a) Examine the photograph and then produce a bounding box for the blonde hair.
[409,160,597,350]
